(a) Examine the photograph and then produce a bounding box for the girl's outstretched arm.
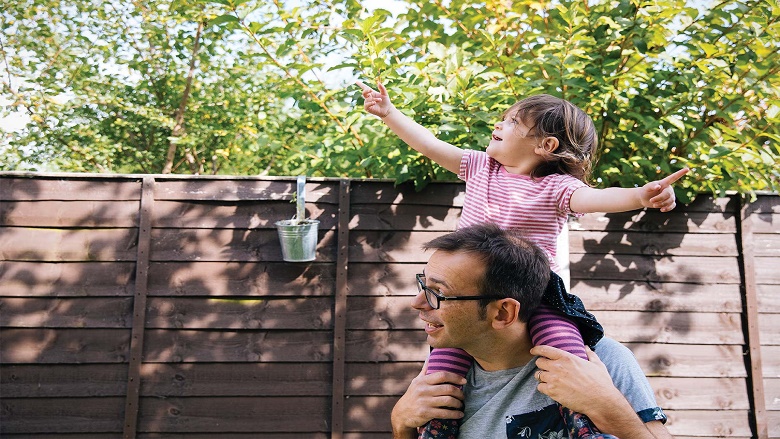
[356,80,463,174]
[570,168,689,214]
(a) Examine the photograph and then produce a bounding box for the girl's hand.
[356,80,395,119]
[639,167,689,212]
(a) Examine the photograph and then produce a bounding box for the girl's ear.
[540,136,559,154]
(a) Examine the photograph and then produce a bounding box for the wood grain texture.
[146,261,336,297]
[0,227,139,261]
[1,175,777,438]
[0,261,136,296]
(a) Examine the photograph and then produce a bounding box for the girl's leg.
[559,406,620,439]
[418,348,473,439]
[426,347,473,376]
[529,305,588,360]
[529,306,619,439]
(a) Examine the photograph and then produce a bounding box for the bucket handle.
[296,175,306,224]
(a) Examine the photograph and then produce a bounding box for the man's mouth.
[422,318,443,330]
[492,134,502,141]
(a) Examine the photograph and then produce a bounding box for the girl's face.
[486,112,541,168]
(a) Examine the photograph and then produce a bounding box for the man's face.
[412,250,491,350]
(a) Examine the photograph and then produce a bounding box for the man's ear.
[539,136,559,154]
[491,298,521,329]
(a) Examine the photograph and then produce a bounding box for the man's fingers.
[428,405,465,420]
[530,344,568,360]
[425,370,467,387]
[418,356,430,377]
[659,167,689,186]
[431,393,465,410]
[584,346,604,366]
[535,381,552,396]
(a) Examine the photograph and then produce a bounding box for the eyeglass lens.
[416,275,439,309]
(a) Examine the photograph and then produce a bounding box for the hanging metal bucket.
[275,175,318,262]
[275,219,319,262]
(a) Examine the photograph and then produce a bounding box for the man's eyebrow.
[425,274,451,290]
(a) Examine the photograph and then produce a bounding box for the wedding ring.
[535,369,543,383]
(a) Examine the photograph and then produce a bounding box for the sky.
[0,98,27,133]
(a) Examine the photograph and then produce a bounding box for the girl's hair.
[505,94,597,183]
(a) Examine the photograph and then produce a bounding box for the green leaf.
[210,14,239,26]
[2,0,777,195]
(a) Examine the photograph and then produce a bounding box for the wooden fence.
[0,172,777,438]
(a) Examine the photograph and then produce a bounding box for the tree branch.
[162,19,204,174]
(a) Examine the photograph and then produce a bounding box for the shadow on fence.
[1,173,777,438]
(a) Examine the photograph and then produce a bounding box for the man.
[391,223,672,438]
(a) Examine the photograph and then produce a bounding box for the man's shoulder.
[594,337,636,364]
[593,337,632,355]
[593,337,667,423]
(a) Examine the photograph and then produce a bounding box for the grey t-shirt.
[458,337,666,438]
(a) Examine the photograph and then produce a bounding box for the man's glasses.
[415,273,503,310]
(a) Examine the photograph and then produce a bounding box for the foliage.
[1,0,778,199]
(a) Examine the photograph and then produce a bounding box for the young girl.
[357,80,687,438]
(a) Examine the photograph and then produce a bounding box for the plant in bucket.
[275,175,320,262]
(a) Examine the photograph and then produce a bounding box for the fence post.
[331,178,351,438]
[738,195,768,439]
[123,176,155,439]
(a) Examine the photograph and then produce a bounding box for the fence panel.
[1,174,776,438]
[1,175,142,437]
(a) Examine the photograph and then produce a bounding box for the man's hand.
[531,345,624,414]
[391,360,466,439]
[531,345,670,438]
[356,80,395,119]
[639,167,689,212]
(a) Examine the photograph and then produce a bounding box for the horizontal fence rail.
[0,173,778,438]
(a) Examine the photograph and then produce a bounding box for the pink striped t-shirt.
[458,150,586,272]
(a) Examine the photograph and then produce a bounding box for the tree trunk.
[162,20,204,174]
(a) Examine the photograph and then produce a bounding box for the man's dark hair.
[422,222,551,322]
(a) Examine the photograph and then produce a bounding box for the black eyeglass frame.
[415,273,504,309]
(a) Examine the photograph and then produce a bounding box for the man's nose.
[411,291,431,310]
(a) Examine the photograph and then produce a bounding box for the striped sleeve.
[555,175,587,217]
